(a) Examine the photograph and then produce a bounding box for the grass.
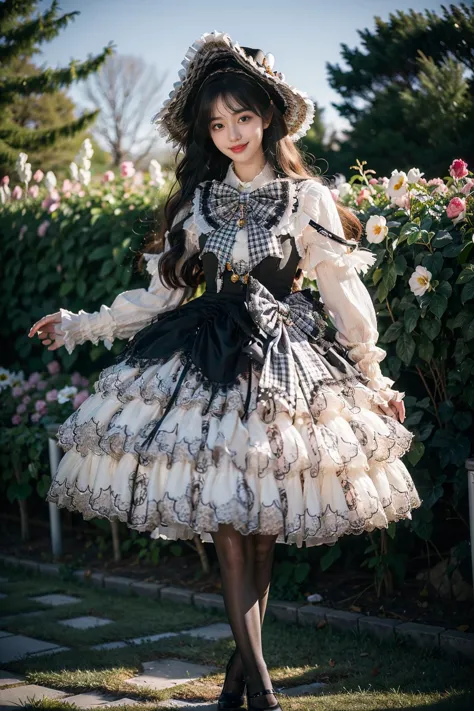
[1,565,473,710]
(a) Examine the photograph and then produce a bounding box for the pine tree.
[325,3,474,176]
[0,0,113,172]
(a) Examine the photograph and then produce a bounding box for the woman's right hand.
[28,312,65,351]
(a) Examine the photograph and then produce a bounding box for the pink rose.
[70,372,82,386]
[449,159,468,180]
[1,175,10,186]
[461,180,474,196]
[23,381,34,392]
[28,185,39,199]
[22,395,31,405]
[80,376,89,388]
[446,197,466,220]
[103,170,115,182]
[73,389,89,409]
[12,414,22,426]
[35,399,47,412]
[37,220,50,237]
[19,225,27,241]
[427,178,448,195]
[120,161,135,178]
[418,177,427,185]
[31,413,41,423]
[36,380,47,390]
[392,193,411,210]
[41,189,60,213]
[369,178,378,185]
[356,188,371,206]
[16,403,27,414]
[46,389,58,402]
[12,386,24,397]
[33,170,44,183]
[28,372,41,385]
[12,185,22,200]
[47,360,61,375]
[62,179,72,192]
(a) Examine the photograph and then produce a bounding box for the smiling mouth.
[230,143,248,151]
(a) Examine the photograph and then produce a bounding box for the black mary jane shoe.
[247,687,282,711]
[217,650,246,710]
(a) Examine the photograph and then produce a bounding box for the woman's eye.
[240,116,251,122]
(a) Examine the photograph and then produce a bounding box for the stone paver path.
[0,634,62,664]
[0,670,24,687]
[60,691,124,707]
[60,615,113,629]
[126,659,218,691]
[30,593,81,606]
[184,623,232,641]
[0,683,66,708]
[0,631,12,639]
[157,702,217,709]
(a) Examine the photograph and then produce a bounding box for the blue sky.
[38,0,444,153]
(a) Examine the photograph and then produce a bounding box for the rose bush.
[0,362,94,540]
[331,159,474,550]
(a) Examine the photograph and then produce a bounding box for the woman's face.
[208,95,271,166]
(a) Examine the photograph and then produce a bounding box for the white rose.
[79,168,91,186]
[408,266,432,297]
[69,162,79,181]
[45,171,57,192]
[387,170,408,199]
[149,159,165,186]
[366,215,388,244]
[407,168,424,184]
[81,138,94,160]
[338,182,352,199]
[57,385,78,404]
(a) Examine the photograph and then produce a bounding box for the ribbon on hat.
[199,178,292,289]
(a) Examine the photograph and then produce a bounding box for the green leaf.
[429,293,448,318]
[394,255,407,275]
[461,281,474,304]
[294,562,311,583]
[380,321,404,343]
[452,412,473,432]
[438,400,455,423]
[418,336,434,362]
[404,307,419,333]
[89,245,112,261]
[372,268,383,286]
[443,242,465,258]
[406,441,424,466]
[320,543,341,571]
[432,230,452,248]
[419,317,441,340]
[456,268,474,285]
[396,332,416,365]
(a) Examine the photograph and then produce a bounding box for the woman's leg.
[213,525,278,708]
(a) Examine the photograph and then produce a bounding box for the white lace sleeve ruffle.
[55,205,198,355]
[290,180,404,404]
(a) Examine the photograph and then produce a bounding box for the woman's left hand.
[387,397,405,423]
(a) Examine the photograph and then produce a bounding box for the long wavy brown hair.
[139,60,361,291]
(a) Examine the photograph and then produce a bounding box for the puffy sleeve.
[55,203,200,355]
[296,180,404,405]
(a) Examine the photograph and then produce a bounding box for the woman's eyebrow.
[209,109,249,122]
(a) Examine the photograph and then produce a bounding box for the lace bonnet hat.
[151,31,315,147]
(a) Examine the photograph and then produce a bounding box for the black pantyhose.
[211,524,278,710]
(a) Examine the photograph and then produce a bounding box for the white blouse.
[54,162,403,404]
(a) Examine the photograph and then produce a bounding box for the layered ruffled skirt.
[47,286,421,547]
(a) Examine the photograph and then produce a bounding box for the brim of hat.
[152,31,315,146]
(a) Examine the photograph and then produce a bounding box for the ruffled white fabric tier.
[47,355,421,548]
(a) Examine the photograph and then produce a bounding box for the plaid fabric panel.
[199,178,292,281]
[247,277,334,411]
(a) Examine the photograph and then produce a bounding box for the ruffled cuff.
[343,341,405,403]
[57,306,116,355]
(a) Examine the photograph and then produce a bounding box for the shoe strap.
[248,688,275,699]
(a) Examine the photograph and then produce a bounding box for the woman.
[29,32,421,711]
